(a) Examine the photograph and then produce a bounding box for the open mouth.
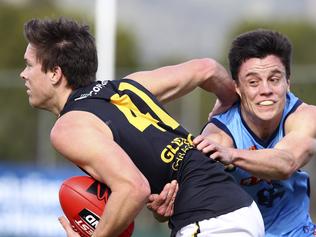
[25,84,30,94]
[25,86,31,95]
[258,100,274,106]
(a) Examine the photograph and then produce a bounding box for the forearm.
[93,187,149,237]
[231,148,297,180]
[126,58,237,105]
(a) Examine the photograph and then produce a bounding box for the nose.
[259,81,272,95]
[20,69,26,81]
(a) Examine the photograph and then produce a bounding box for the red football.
[59,176,134,237]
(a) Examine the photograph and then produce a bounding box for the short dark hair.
[24,17,98,89]
[228,29,292,81]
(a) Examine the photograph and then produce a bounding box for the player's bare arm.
[125,58,237,105]
[228,103,316,180]
[198,122,298,179]
[276,103,316,168]
[51,111,150,237]
[198,103,316,180]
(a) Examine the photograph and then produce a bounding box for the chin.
[28,99,35,107]
[29,99,40,109]
[256,112,279,122]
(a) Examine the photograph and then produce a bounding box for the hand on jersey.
[146,180,178,222]
[193,135,234,165]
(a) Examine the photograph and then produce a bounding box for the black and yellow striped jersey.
[60,79,252,235]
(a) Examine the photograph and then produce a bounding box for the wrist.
[229,147,236,165]
[153,212,169,223]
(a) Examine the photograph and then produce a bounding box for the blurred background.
[0,0,315,236]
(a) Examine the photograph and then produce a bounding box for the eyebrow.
[245,69,285,78]
[269,69,285,76]
[244,72,259,78]
[24,58,33,66]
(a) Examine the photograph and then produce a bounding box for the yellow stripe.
[118,82,179,129]
[192,222,200,237]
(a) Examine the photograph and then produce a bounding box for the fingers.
[147,194,161,211]
[147,183,170,212]
[157,180,177,215]
[147,180,179,219]
[165,180,177,205]
[192,135,204,145]
[164,181,178,216]
[193,136,216,156]
[193,136,209,150]
[209,150,220,160]
[59,216,71,232]
[58,216,80,237]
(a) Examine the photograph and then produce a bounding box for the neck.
[241,110,282,141]
[49,87,73,117]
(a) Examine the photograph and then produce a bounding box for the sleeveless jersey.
[210,92,315,236]
[60,79,253,236]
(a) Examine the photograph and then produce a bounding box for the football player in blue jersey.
[151,29,316,236]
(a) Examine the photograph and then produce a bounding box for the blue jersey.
[210,92,315,236]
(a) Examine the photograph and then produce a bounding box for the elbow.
[278,169,293,180]
[185,58,218,85]
[278,156,298,180]
[131,178,151,204]
[195,58,235,98]
[198,58,217,70]
[194,58,218,83]
[139,181,151,203]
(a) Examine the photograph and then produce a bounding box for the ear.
[234,80,241,97]
[49,66,63,85]
[287,79,290,91]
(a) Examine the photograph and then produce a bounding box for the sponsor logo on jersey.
[75,80,109,101]
[240,176,264,186]
[161,134,194,171]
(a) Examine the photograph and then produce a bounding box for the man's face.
[20,44,54,109]
[236,55,289,124]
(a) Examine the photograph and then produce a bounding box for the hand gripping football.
[59,176,134,237]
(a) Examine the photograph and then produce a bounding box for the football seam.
[61,183,104,212]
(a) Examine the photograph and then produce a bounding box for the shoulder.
[287,103,316,121]
[201,122,234,147]
[51,111,113,152]
[296,102,316,113]
[285,103,316,136]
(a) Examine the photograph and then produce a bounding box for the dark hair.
[24,17,98,89]
[228,29,292,81]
